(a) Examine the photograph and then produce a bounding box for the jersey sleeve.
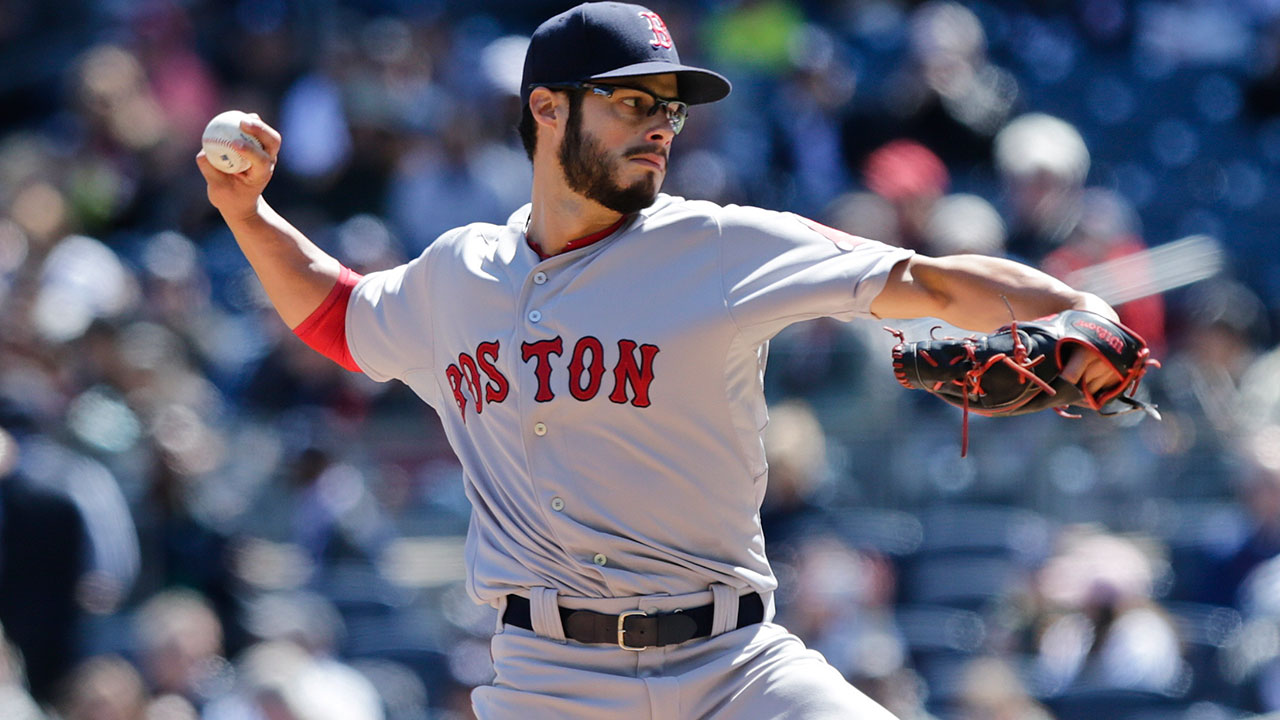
[292,265,363,372]
[344,252,435,383]
[716,204,913,342]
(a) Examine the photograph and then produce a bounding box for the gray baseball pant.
[472,586,901,719]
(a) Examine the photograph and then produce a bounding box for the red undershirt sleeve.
[292,265,363,373]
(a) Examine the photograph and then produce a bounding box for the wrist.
[1072,292,1120,322]
[221,196,268,227]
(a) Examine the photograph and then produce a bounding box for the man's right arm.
[195,113,339,329]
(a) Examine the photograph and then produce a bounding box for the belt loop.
[493,595,508,635]
[709,584,739,637]
[530,587,567,643]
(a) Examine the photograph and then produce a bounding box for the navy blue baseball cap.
[521,2,731,107]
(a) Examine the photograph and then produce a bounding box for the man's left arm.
[870,254,1122,395]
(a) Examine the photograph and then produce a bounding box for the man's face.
[557,74,679,215]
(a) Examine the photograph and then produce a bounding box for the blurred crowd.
[4,0,1280,718]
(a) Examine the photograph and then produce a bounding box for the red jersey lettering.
[458,353,483,414]
[445,364,468,422]
[610,339,660,407]
[476,340,509,404]
[521,337,564,402]
[568,336,606,401]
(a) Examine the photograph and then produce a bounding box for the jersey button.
[533,422,548,436]
[533,271,548,285]
[528,310,542,323]
[551,497,565,511]
[593,553,607,567]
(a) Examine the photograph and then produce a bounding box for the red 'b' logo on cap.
[639,11,673,49]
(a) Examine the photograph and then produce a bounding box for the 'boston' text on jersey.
[445,336,660,421]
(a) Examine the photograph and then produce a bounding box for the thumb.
[1061,347,1086,386]
[195,152,229,184]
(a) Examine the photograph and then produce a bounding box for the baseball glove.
[887,310,1160,456]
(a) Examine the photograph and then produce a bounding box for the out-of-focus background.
[2,0,1280,718]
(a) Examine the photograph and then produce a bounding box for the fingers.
[1062,347,1121,402]
[195,151,216,178]
[239,116,282,157]
[195,151,231,184]
[232,139,271,180]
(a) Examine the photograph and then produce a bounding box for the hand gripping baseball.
[195,111,281,222]
[886,309,1160,456]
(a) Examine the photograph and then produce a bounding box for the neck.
[527,158,626,256]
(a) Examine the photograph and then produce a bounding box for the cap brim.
[589,61,731,105]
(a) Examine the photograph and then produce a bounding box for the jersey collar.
[525,215,629,260]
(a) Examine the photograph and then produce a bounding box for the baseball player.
[197,3,1124,717]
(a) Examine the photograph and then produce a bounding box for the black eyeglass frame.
[531,81,689,134]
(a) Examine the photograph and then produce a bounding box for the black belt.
[503,592,764,650]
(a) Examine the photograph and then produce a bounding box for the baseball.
[201,110,263,174]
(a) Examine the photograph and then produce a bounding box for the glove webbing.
[889,321,1059,456]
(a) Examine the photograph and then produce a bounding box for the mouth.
[628,153,667,171]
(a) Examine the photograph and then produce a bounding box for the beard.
[559,109,663,215]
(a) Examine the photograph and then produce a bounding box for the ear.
[529,87,563,131]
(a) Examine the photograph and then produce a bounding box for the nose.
[645,116,676,145]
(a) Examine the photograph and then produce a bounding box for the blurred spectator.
[204,639,383,720]
[1208,434,1280,609]
[277,44,356,184]
[133,590,229,710]
[862,139,949,252]
[858,140,1008,261]
[0,623,44,720]
[762,312,877,412]
[218,591,392,720]
[956,656,1052,720]
[1229,550,1280,711]
[760,398,829,547]
[1026,527,1183,695]
[824,191,900,248]
[775,534,915,715]
[57,656,148,720]
[922,193,1007,258]
[285,446,394,566]
[55,655,198,720]
[1041,188,1166,353]
[1246,15,1280,120]
[1239,342,1280,430]
[1155,279,1270,488]
[0,424,90,703]
[994,112,1091,262]
[131,2,221,150]
[387,115,510,253]
[847,0,1020,170]
[764,24,857,216]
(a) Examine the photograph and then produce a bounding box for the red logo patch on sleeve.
[797,216,863,251]
[639,11,673,49]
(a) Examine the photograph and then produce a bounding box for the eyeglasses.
[536,82,689,134]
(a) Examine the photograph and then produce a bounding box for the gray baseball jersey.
[345,193,911,607]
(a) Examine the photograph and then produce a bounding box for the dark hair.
[517,87,583,162]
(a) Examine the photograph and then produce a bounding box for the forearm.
[876,254,1117,331]
[224,198,341,328]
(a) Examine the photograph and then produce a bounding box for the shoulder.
[639,194,725,229]
[419,202,527,258]
[637,197,880,251]
[423,221,505,256]
[648,198,819,238]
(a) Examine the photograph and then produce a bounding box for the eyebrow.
[605,81,680,101]
[601,79,680,99]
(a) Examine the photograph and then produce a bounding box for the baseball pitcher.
[197,3,1142,718]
